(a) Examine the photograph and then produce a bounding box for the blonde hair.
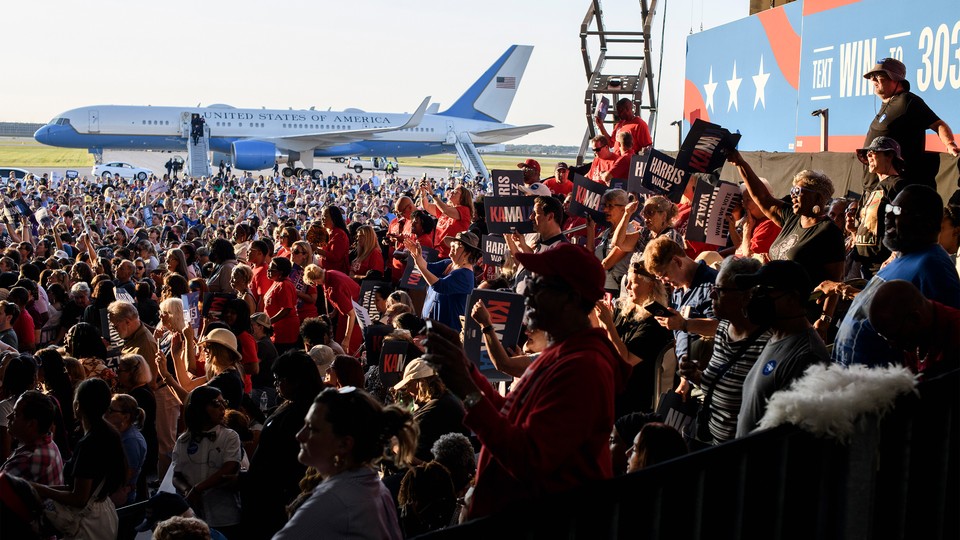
[619,254,669,321]
[302,264,325,286]
[159,297,186,332]
[793,170,835,202]
[644,195,679,226]
[292,240,314,262]
[353,225,378,264]
[643,236,686,276]
[232,263,253,285]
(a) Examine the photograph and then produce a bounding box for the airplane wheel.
[282,167,294,178]
[311,169,323,180]
[137,172,147,181]
[102,171,111,179]
[293,168,304,178]
[354,165,363,173]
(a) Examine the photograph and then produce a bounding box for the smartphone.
[643,301,672,318]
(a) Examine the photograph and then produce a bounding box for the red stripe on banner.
[757,7,802,90]
[683,79,710,124]
[803,0,863,16]
[795,134,951,153]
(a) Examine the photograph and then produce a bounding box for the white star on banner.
[703,67,718,113]
[753,56,771,110]
[727,62,742,112]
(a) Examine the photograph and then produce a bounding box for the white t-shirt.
[171,425,242,527]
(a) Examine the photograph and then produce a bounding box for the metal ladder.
[577,0,660,164]
[185,124,212,177]
[453,133,489,180]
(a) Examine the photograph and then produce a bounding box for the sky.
[5,0,748,150]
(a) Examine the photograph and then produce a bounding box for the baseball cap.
[134,492,191,532]
[863,57,906,82]
[393,358,437,390]
[517,182,552,196]
[308,345,335,377]
[856,136,904,165]
[517,159,541,175]
[555,162,569,170]
[250,312,271,329]
[515,243,605,304]
[734,260,813,298]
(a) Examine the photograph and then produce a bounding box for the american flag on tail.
[496,76,516,89]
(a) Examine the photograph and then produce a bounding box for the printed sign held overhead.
[462,289,525,382]
[627,151,689,203]
[484,196,536,234]
[568,173,609,225]
[685,179,742,246]
[490,169,525,197]
[482,235,508,266]
[675,119,741,176]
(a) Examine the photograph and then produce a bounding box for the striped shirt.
[699,320,771,445]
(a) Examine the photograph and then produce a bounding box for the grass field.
[0,139,93,167]
[0,136,577,172]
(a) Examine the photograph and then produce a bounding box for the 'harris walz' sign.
[398,247,437,290]
[462,289,525,382]
[627,151,688,203]
[484,196,535,234]
[675,119,741,176]
[568,173,609,225]
[491,169,525,197]
[482,234,508,266]
[685,179,741,246]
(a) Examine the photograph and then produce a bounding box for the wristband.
[481,325,494,335]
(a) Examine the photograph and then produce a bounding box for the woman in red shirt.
[263,257,300,354]
[349,225,385,282]
[316,206,351,274]
[290,241,319,323]
[419,184,473,258]
[274,226,298,260]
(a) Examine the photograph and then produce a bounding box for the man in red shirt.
[387,196,415,283]
[423,244,624,518]
[542,162,574,196]
[587,136,617,185]
[595,98,652,155]
[248,240,273,309]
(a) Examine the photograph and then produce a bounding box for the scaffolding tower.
[578,0,660,165]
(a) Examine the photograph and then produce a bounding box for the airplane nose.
[34,125,50,144]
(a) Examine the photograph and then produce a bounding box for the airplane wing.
[469,124,553,144]
[259,97,431,152]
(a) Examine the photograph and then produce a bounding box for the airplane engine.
[231,140,299,171]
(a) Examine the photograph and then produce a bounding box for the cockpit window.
[50,118,71,126]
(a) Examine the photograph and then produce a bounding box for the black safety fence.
[418,369,958,540]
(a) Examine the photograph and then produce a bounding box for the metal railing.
[418,369,959,540]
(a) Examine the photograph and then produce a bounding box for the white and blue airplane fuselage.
[34,45,550,172]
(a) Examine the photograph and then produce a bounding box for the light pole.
[811,109,829,152]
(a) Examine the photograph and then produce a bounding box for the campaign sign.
[484,196,535,234]
[463,289,524,382]
[675,119,741,176]
[626,151,688,203]
[182,292,201,333]
[491,169,525,197]
[568,173,609,225]
[379,339,410,388]
[363,323,395,368]
[482,234,508,266]
[358,280,390,321]
[399,256,429,290]
[684,179,742,246]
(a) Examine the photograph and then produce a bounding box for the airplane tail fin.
[439,45,533,123]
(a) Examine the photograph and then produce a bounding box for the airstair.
[453,133,489,180]
[181,114,212,178]
[577,0,660,164]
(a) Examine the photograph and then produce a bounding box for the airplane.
[34,45,550,178]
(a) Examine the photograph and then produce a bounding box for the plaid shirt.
[0,433,65,486]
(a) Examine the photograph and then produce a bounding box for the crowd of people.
[0,56,958,539]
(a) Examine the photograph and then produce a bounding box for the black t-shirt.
[854,174,912,274]
[614,312,674,417]
[412,391,468,462]
[65,424,126,501]
[865,91,940,184]
[252,336,278,390]
[769,205,845,286]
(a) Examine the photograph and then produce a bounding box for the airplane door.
[444,120,456,145]
[88,110,100,133]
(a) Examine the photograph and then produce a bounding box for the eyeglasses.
[292,250,306,255]
[592,147,604,152]
[789,186,813,197]
[135,266,144,271]
[885,203,904,216]
[710,285,742,295]
[210,398,228,408]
